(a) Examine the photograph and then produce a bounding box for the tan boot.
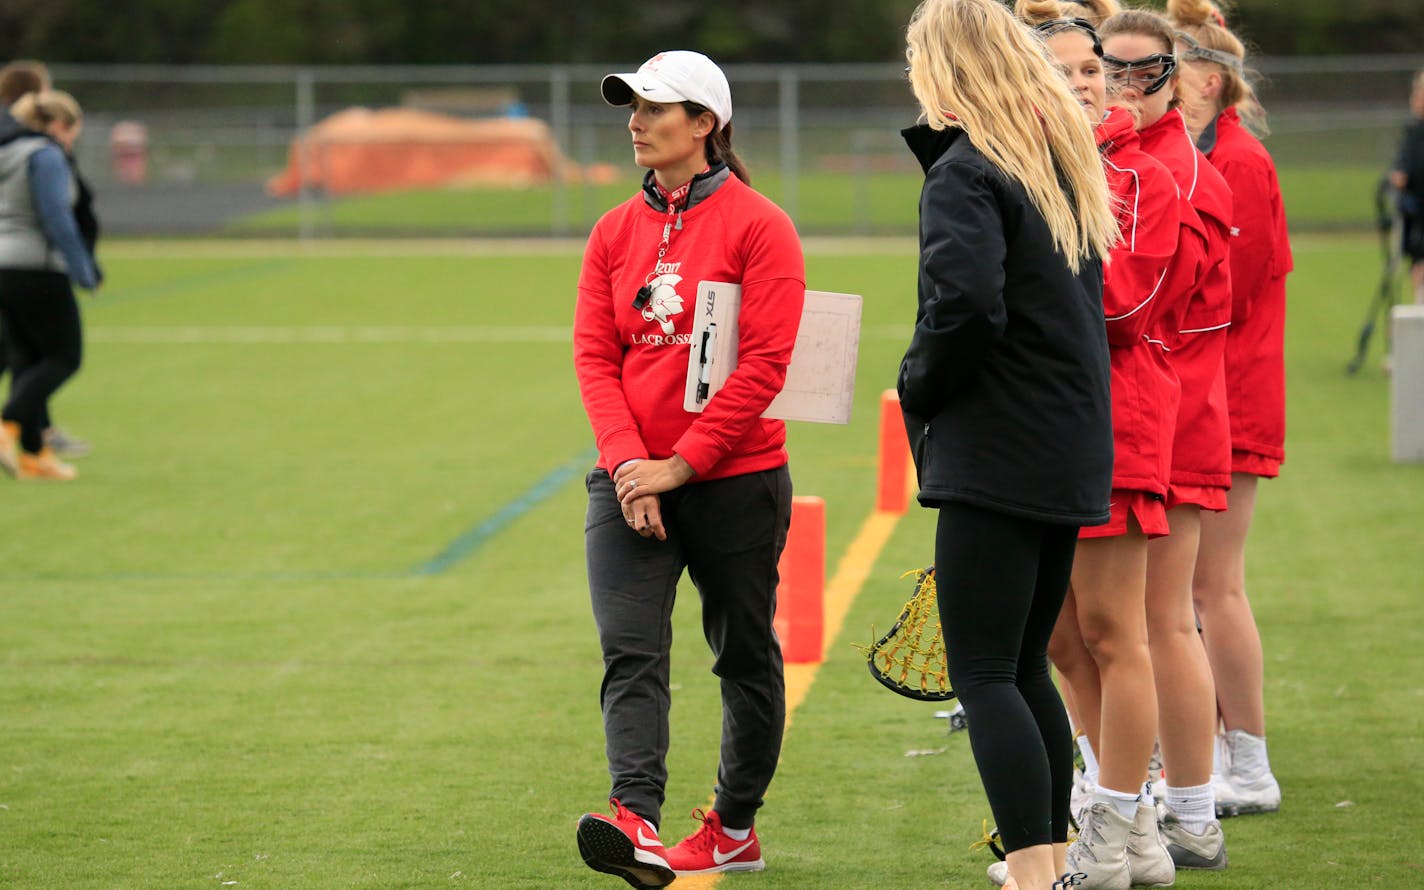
[18,447,77,481]
[0,421,19,477]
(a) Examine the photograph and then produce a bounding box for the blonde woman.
[1169,0,1291,829]
[898,1,1117,888]
[0,90,99,480]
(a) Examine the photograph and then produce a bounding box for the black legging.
[935,501,1078,853]
[0,269,82,454]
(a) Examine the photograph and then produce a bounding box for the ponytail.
[1166,0,1269,135]
[1065,0,1121,27]
[683,101,751,185]
[1014,0,1071,27]
[10,90,82,132]
[708,122,750,185]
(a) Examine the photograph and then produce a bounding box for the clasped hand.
[612,456,695,541]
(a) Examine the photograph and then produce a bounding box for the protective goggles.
[1033,18,1103,58]
[1175,31,1244,73]
[1102,52,1178,95]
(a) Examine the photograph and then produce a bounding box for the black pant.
[935,502,1078,852]
[0,269,82,453]
[584,465,792,829]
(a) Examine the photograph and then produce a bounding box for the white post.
[1392,304,1424,462]
[296,70,316,242]
[549,67,571,237]
[778,69,799,226]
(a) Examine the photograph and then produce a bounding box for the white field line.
[87,324,914,344]
[101,232,1348,261]
[101,236,919,259]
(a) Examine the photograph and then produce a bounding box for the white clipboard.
[683,280,862,424]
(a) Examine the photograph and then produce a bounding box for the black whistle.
[632,285,653,310]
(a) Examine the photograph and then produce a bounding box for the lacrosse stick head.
[856,566,954,701]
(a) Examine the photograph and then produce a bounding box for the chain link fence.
[48,57,1424,239]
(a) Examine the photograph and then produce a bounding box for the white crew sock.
[1140,781,1156,810]
[722,824,751,841]
[1165,783,1215,834]
[1226,729,1272,778]
[1078,736,1101,786]
[1094,785,1141,821]
[1212,732,1229,776]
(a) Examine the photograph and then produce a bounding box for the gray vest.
[0,136,73,274]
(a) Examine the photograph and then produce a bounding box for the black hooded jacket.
[897,124,1112,526]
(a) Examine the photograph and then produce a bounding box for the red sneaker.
[665,808,765,875]
[576,799,675,888]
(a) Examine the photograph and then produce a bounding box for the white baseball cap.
[600,50,733,131]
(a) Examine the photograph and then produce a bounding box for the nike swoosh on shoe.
[712,840,755,865]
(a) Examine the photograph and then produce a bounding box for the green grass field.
[2,236,1421,888]
[228,164,1383,238]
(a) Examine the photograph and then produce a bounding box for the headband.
[1034,18,1104,57]
[1175,31,1244,73]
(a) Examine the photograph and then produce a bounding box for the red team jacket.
[1207,107,1292,469]
[575,173,806,481]
[1096,107,1182,497]
[1139,108,1234,492]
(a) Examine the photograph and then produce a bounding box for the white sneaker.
[1213,729,1281,816]
[1065,803,1133,890]
[987,860,1009,886]
[1125,804,1174,887]
[1159,812,1227,870]
[1071,769,1097,829]
[1213,769,1280,816]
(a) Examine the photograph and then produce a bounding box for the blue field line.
[411,447,596,576]
[89,259,295,309]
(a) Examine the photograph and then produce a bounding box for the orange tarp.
[266,107,612,196]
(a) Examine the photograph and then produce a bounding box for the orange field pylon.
[775,496,826,664]
[877,389,913,514]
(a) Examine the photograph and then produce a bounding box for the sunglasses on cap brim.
[1102,53,1178,95]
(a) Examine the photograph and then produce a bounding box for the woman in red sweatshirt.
[571,50,805,890]
[1099,6,1235,874]
[1170,0,1291,824]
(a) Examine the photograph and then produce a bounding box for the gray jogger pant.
[584,464,792,830]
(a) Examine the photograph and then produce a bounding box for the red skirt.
[1080,489,1170,539]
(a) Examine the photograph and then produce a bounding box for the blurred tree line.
[2,0,1422,64]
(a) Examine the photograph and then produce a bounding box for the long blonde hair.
[907,0,1117,270]
[1166,0,1268,135]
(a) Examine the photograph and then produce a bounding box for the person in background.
[898,0,1118,887]
[0,89,100,480]
[0,59,90,458]
[572,50,805,889]
[1169,0,1292,828]
[1388,69,1424,303]
[0,60,48,438]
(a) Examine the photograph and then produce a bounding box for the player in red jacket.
[1170,0,1291,825]
[1100,6,1235,876]
[572,50,805,889]
[994,5,1191,889]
